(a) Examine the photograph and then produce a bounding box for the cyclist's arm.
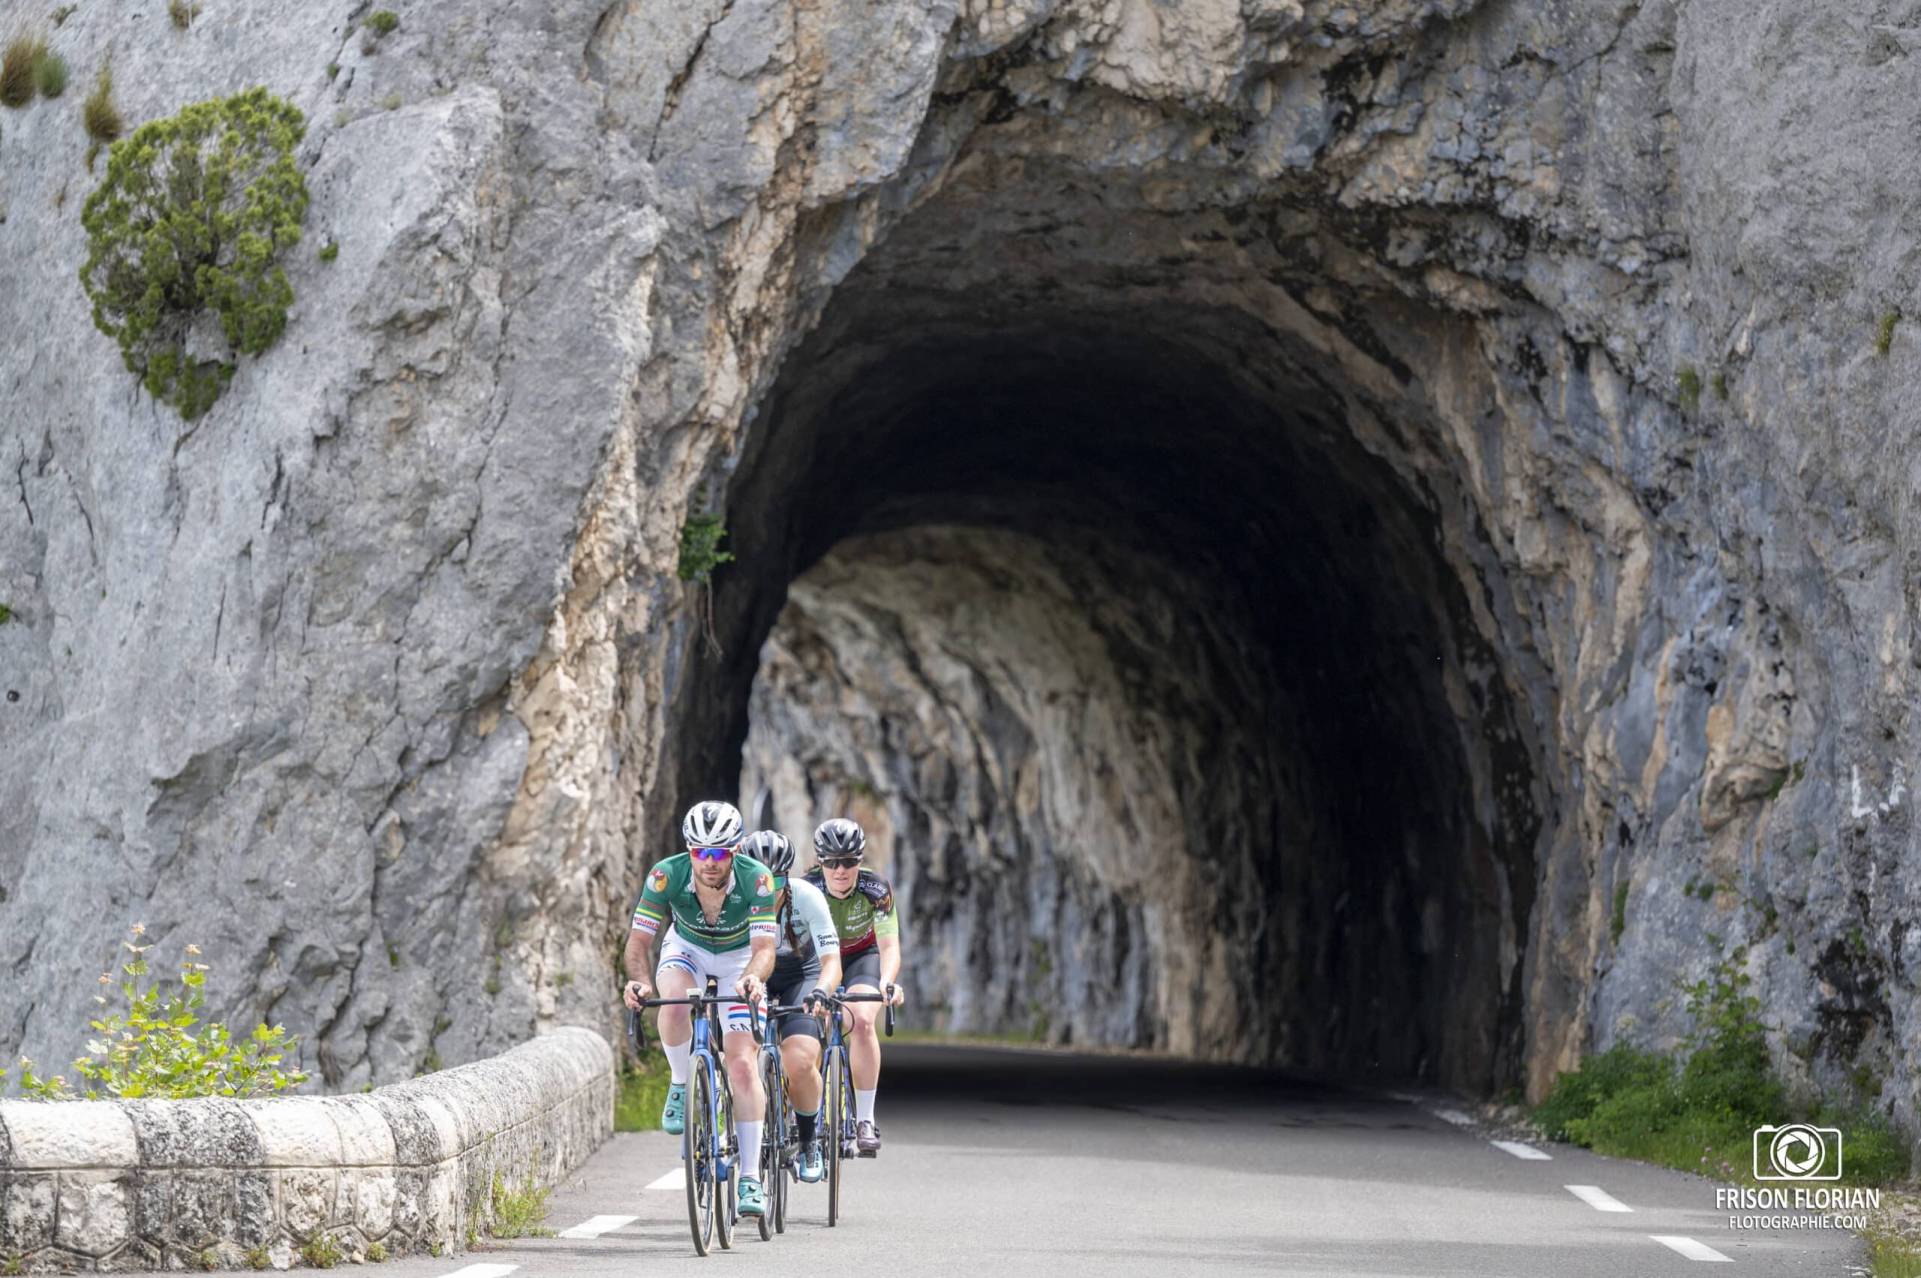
[793,879,842,994]
[874,882,902,990]
[742,885,779,986]
[816,952,843,996]
[625,864,674,992]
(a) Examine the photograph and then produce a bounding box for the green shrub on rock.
[79,86,308,419]
[0,35,45,108]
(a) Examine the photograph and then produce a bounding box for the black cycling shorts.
[770,958,824,1044]
[840,948,883,991]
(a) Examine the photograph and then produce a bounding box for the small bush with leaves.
[7,925,308,1100]
[33,49,65,98]
[366,10,399,35]
[1,35,46,108]
[81,61,121,144]
[80,86,309,420]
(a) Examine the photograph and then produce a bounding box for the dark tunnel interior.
[661,204,1545,1092]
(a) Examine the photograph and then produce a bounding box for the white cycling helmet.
[682,800,744,848]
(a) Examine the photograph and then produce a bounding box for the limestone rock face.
[0,0,1916,1154]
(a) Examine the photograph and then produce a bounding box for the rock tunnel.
[662,159,1555,1095]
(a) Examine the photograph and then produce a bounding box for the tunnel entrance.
[665,166,1551,1093]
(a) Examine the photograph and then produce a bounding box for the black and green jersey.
[803,867,899,958]
[631,852,778,951]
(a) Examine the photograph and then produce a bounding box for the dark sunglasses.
[690,845,736,862]
[819,856,861,870]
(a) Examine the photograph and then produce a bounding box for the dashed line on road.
[1564,1184,1632,1212]
[645,1167,686,1190]
[556,1214,638,1239]
[438,1265,519,1278]
[1490,1140,1551,1160]
[1651,1235,1733,1262]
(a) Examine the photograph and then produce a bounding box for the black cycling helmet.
[741,829,794,875]
[813,817,866,858]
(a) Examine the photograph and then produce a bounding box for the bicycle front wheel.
[714,1075,736,1251]
[825,1043,846,1227]
[757,1053,781,1241]
[685,1062,716,1255]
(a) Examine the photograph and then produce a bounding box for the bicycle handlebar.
[816,985,899,1037]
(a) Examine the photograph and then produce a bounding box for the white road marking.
[556,1214,638,1238]
[1431,1108,1476,1127]
[1564,1184,1632,1212]
[1491,1140,1552,1160]
[645,1167,686,1190]
[1651,1235,1733,1262]
[439,1266,519,1278]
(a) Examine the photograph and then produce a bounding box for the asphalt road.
[311,1044,1869,1275]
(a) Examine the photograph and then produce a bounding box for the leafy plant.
[487,1172,554,1239]
[325,62,339,80]
[81,60,120,144]
[245,1246,269,1271]
[1877,311,1900,357]
[318,239,338,262]
[300,1234,342,1268]
[1,35,45,108]
[167,0,200,29]
[33,49,65,98]
[79,86,309,420]
[678,508,734,584]
[0,603,11,624]
[10,926,309,1100]
[365,10,399,35]
[365,1241,387,1263]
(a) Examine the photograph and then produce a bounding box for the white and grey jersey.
[780,877,841,967]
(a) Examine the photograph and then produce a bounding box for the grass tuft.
[1676,364,1702,414]
[1877,311,1900,357]
[1,35,46,108]
[167,0,200,30]
[34,49,66,98]
[300,1233,342,1268]
[318,239,338,262]
[81,60,120,142]
[365,9,399,35]
[366,1241,388,1263]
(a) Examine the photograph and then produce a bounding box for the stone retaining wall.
[0,1027,613,1271]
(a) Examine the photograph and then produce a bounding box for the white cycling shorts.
[657,931,757,1035]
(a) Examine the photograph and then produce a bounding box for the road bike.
[631,979,744,1256]
[814,985,896,1227]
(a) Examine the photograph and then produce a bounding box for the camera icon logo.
[1753,1123,1843,1180]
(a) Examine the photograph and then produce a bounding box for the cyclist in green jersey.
[804,817,904,1157]
[622,801,779,1218]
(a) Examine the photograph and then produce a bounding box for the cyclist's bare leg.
[847,984,883,1091]
[782,1034,823,1113]
[655,964,698,1077]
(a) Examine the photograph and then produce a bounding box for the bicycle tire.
[685,1061,715,1255]
[756,1053,780,1241]
[825,1043,845,1226]
[715,1063,736,1252]
[774,1064,792,1235]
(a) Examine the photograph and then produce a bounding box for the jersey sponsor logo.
[649,868,668,891]
[755,873,773,897]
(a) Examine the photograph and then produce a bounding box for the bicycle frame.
[634,978,743,1255]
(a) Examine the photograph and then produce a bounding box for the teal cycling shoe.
[797,1140,824,1183]
[660,1083,687,1135]
[738,1176,766,1217]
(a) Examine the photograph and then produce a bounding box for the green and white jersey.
[631,852,778,952]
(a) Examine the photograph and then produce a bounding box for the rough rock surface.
[0,0,1917,1153]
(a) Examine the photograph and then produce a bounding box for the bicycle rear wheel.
[684,1062,715,1255]
[825,1043,846,1226]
